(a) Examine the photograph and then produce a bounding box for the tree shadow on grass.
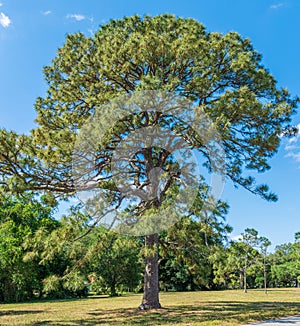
[0,294,111,306]
[28,301,300,325]
[0,310,43,316]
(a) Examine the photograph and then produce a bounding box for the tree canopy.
[0,14,297,199]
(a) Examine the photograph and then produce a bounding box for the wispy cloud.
[284,124,300,164]
[0,12,11,28]
[286,124,300,144]
[42,10,52,16]
[230,234,242,241]
[0,3,3,7]
[67,14,86,21]
[285,144,298,151]
[270,3,284,9]
[286,151,300,162]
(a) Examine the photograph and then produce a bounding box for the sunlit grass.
[1,288,300,325]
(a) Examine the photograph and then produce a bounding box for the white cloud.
[286,152,300,162]
[0,3,3,7]
[288,136,298,144]
[0,12,11,28]
[67,14,86,21]
[42,10,52,16]
[230,234,242,241]
[284,144,299,151]
[284,124,300,164]
[270,3,284,9]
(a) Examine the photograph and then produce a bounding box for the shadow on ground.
[0,310,43,317]
[25,301,300,325]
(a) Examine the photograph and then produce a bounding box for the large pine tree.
[0,15,297,309]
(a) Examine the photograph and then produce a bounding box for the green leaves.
[0,194,58,302]
[0,16,297,303]
[0,14,297,205]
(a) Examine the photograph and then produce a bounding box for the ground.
[0,288,300,325]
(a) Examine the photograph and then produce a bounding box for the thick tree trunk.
[139,234,161,310]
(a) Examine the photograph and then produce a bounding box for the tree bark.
[243,255,247,293]
[110,279,117,297]
[239,270,243,289]
[139,234,161,310]
[263,255,267,294]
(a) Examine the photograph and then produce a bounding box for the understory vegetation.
[1,194,299,303]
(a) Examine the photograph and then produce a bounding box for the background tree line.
[1,193,299,303]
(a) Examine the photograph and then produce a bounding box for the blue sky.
[0,0,300,249]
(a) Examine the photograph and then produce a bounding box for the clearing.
[1,288,300,325]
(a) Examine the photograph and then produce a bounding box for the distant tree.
[26,207,142,298]
[240,228,263,293]
[269,243,299,287]
[0,194,58,302]
[294,232,300,284]
[88,228,142,296]
[259,236,271,294]
[212,229,262,292]
[24,207,92,299]
[0,15,298,309]
[213,239,259,290]
[161,198,231,291]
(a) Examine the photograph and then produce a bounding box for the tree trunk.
[243,269,247,293]
[239,270,243,289]
[263,255,267,294]
[110,279,117,297]
[139,234,161,310]
[243,256,247,293]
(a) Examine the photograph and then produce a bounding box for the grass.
[1,288,300,325]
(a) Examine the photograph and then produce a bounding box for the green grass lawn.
[1,288,300,325]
